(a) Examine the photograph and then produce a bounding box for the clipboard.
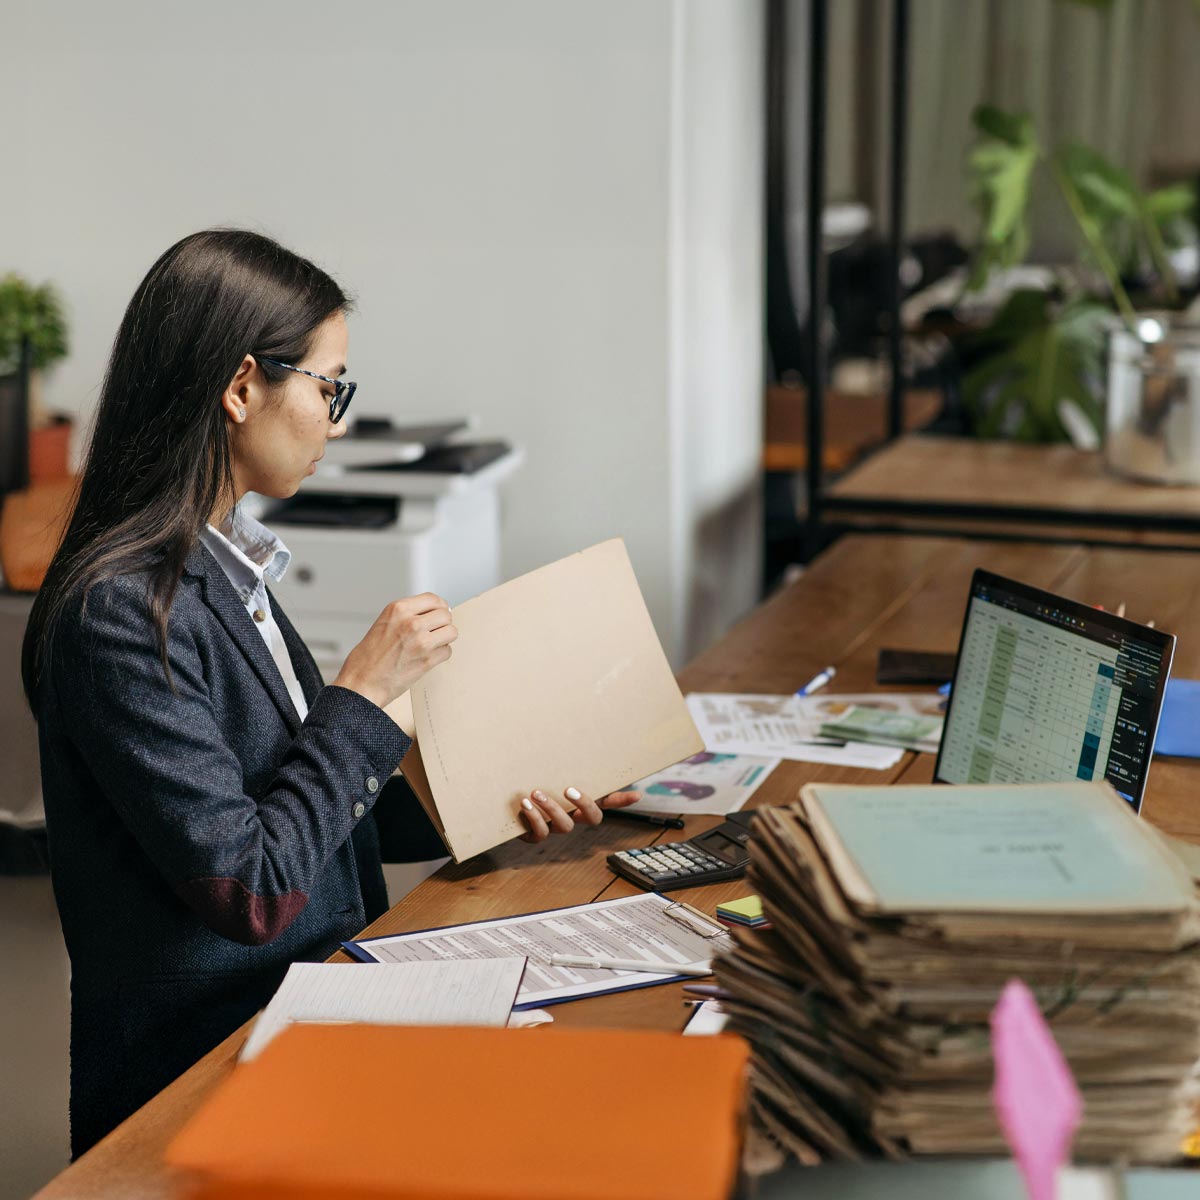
[343,893,731,1011]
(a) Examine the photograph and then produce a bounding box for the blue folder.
[1153,678,1200,758]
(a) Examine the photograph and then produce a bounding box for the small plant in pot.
[958,103,1197,452]
[0,273,71,481]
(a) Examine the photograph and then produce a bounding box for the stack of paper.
[686,693,904,770]
[816,705,942,753]
[715,781,1200,1165]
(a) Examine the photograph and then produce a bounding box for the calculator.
[606,811,756,891]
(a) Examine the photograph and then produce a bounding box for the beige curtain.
[825,0,1200,259]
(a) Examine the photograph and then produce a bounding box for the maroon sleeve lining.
[174,877,309,946]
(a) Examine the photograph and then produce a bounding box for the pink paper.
[990,979,1082,1200]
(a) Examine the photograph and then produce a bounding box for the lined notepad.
[241,959,526,1061]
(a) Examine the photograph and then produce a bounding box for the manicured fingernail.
[532,790,547,802]
[521,797,533,811]
[565,787,581,801]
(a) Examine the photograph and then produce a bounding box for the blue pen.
[796,665,836,697]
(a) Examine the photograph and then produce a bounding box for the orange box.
[166,1024,749,1200]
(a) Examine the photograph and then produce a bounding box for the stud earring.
[236,408,246,421]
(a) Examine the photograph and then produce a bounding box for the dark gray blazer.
[37,544,445,1158]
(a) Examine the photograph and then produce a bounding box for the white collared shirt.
[198,509,309,721]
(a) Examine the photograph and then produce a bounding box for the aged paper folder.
[401,539,703,861]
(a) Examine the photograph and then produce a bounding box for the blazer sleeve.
[49,577,412,946]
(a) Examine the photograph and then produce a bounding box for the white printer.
[254,418,522,680]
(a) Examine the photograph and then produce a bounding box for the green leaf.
[971,104,1034,147]
[1145,182,1198,254]
[1056,143,1139,223]
[0,274,69,373]
[965,106,1040,292]
[1146,183,1195,222]
[961,294,1109,443]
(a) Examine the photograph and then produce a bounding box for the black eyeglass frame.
[258,356,357,424]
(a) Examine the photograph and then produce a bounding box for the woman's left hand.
[518,786,641,843]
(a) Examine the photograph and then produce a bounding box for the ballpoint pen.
[681,983,732,999]
[550,953,712,976]
[796,665,836,697]
[604,808,686,830]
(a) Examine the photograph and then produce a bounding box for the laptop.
[934,569,1175,813]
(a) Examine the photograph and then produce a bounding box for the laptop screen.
[934,570,1175,812]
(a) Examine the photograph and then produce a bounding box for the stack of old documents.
[715,781,1200,1165]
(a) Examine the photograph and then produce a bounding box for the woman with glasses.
[21,229,638,1158]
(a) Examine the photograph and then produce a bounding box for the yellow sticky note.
[717,896,763,921]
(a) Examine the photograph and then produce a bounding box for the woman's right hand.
[332,593,458,709]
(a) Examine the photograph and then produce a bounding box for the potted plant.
[0,273,71,480]
[958,103,1197,453]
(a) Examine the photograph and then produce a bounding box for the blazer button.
[365,776,380,794]
[352,801,367,819]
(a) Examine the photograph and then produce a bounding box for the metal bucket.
[1105,317,1200,485]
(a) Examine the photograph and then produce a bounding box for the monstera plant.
[959,104,1195,443]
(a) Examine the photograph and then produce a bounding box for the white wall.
[669,1,765,657]
[4,0,763,665]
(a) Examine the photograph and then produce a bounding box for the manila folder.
[402,538,703,861]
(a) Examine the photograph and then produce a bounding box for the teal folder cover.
[805,781,1192,913]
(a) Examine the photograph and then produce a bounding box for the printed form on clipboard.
[344,893,731,1010]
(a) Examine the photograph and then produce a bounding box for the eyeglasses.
[258,356,357,424]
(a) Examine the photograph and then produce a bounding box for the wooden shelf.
[826,434,1200,546]
[763,386,942,474]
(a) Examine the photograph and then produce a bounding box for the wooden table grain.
[33,534,1200,1199]
[826,434,1200,547]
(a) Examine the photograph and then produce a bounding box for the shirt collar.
[198,507,292,601]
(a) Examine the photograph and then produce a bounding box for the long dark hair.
[22,229,349,711]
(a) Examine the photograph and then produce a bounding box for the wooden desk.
[33,534,1200,1199]
[0,478,75,591]
[825,434,1200,548]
